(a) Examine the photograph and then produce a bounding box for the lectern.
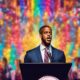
[20,63,71,80]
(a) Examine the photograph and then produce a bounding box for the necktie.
[44,48,49,63]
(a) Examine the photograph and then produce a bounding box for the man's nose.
[48,32,51,36]
[47,34,52,38]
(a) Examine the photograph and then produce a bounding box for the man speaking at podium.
[24,25,66,63]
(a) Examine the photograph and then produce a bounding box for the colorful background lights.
[0,0,80,68]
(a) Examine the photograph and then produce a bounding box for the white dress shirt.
[40,44,52,63]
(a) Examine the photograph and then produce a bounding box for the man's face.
[40,27,52,46]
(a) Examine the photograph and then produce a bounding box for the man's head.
[39,25,52,47]
[15,59,21,68]
[2,57,8,68]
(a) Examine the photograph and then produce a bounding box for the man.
[68,57,80,80]
[2,57,12,80]
[24,25,66,63]
[11,59,22,80]
[0,60,3,80]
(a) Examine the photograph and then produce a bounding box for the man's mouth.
[47,38,51,41]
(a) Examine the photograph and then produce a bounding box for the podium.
[20,63,71,80]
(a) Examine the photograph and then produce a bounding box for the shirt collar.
[40,43,52,51]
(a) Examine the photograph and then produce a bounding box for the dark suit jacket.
[24,46,66,63]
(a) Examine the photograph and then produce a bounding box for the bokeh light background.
[0,0,80,68]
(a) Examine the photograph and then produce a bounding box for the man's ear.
[39,34,42,38]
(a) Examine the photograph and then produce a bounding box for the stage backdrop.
[0,0,80,68]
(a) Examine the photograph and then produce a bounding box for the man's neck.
[41,43,51,48]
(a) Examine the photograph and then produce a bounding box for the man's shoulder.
[52,46,64,54]
[26,46,40,54]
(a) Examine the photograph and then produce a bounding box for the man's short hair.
[39,25,51,34]
[2,57,7,63]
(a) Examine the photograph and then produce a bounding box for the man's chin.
[45,42,51,46]
[46,41,51,44]
[42,40,51,46]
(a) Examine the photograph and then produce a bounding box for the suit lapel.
[36,46,43,63]
[51,46,55,62]
[51,46,55,54]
